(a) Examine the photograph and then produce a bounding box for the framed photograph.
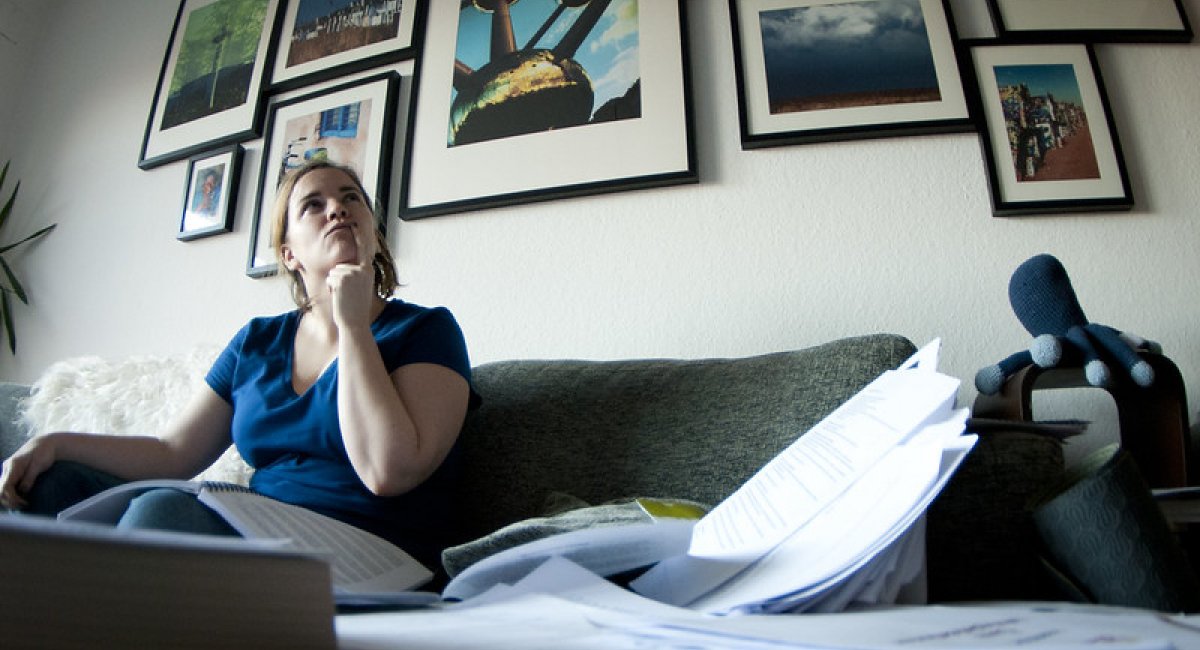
[987,0,1193,43]
[965,42,1133,216]
[399,0,697,220]
[139,0,283,170]
[269,0,422,92]
[729,0,972,148]
[246,70,400,277]
[179,144,242,241]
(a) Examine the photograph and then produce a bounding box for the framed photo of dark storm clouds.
[966,42,1133,216]
[269,0,422,92]
[139,0,283,170]
[399,0,697,220]
[728,0,972,149]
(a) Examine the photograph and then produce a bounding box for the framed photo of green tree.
[139,0,284,170]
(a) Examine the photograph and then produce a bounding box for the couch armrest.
[0,382,32,459]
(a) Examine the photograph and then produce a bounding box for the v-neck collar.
[284,301,395,397]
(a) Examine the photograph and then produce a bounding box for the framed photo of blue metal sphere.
[398,0,697,220]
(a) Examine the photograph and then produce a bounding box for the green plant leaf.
[0,161,9,195]
[1,290,14,354]
[0,223,56,255]
[0,256,27,303]
[0,179,16,232]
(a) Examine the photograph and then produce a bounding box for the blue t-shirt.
[205,300,476,568]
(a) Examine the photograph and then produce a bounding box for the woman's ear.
[280,244,301,272]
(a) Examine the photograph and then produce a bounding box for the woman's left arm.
[328,255,471,496]
[337,327,470,496]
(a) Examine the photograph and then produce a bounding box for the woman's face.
[280,167,377,276]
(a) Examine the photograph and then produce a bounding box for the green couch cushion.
[450,333,916,544]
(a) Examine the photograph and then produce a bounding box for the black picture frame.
[398,0,697,220]
[729,0,973,149]
[178,144,242,241]
[268,0,422,92]
[986,0,1193,44]
[246,70,401,277]
[139,0,284,170]
[963,40,1133,216]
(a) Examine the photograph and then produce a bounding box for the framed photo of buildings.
[966,42,1133,216]
[728,0,972,148]
[269,0,422,92]
[986,0,1193,43]
[140,0,283,170]
[178,144,242,241]
[398,0,697,220]
[246,71,400,277]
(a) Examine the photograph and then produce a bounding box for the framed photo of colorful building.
[246,70,400,277]
[269,0,421,92]
[966,42,1133,216]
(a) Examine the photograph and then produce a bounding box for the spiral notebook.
[59,479,433,597]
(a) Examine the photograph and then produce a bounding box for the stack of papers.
[441,340,977,615]
[339,558,1198,649]
[631,339,974,614]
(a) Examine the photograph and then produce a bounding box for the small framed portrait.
[140,0,284,170]
[269,0,422,92]
[399,0,697,220]
[986,0,1193,43]
[246,70,400,277]
[728,0,973,148]
[965,41,1133,216]
[179,144,242,241]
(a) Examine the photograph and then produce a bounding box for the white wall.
[2,0,1198,464]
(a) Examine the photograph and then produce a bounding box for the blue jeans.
[23,460,239,537]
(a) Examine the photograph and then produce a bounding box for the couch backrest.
[451,333,916,542]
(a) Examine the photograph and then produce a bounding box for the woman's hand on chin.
[328,229,378,331]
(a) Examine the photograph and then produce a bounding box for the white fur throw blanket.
[20,347,253,485]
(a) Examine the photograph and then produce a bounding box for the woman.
[0,161,476,570]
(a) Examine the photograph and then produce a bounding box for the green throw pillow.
[442,494,708,577]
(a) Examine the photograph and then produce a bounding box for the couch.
[0,333,1066,604]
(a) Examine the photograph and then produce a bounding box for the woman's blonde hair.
[270,160,399,310]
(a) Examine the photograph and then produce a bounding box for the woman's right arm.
[0,385,233,510]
